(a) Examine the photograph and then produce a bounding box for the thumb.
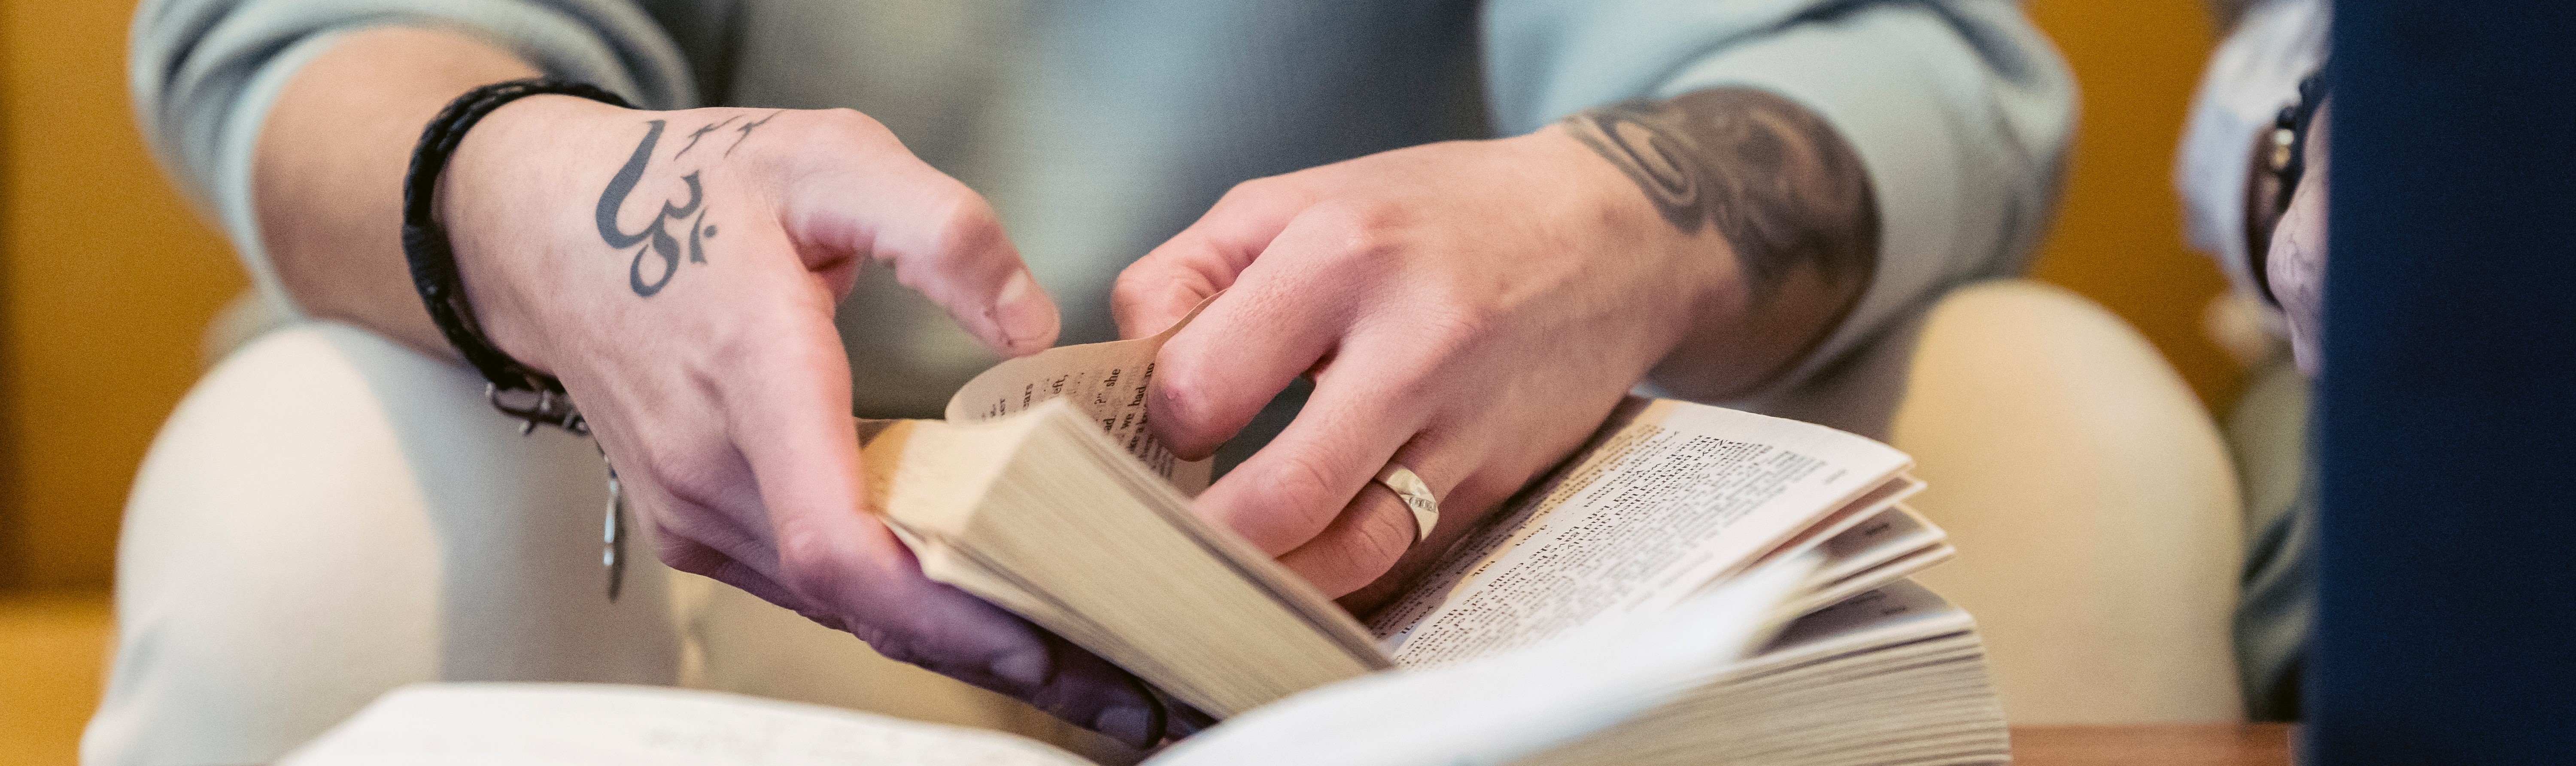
[780,128,1060,357]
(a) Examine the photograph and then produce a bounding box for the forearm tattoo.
[595,110,780,297]
[1562,89,1878,303]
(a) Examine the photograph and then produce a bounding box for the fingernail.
[991,269,1060,354]
[987,646,1050,690]
[1094,703,1160,749]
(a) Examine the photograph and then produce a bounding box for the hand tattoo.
[673,115,740,159]
[726,110,781,157]
[1563,89,1878,304]
[598,119,715,297]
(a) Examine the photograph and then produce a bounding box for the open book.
[286,310,2007,764]
[857,308,1962,720]
[287,576,2005,766]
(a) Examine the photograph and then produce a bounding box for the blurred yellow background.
[0,0,2233,763]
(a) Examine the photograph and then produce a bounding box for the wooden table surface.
[2011,724,2293,766]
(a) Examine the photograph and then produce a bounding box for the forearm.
[1560,87,1878,401]
[254,26,540,359]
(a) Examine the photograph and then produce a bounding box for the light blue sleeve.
[1484,0,2076,397]
[129,0,705,313]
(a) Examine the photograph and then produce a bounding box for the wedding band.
[1373,463,1440,543]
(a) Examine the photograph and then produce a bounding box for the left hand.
[2267,102,2329,376]
[1113,126,1757,609]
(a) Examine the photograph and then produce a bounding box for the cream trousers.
[82,322,1129,766]
[85,280,2247,766]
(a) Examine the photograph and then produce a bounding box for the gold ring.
[1373,463,1439,543]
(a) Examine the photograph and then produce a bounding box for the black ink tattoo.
[673,115,740,159]
[1562,89,1878,301]
[597,120,715,297]
[592,111,782,296]
[726,110,782,157]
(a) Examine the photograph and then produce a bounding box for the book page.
[1808,503,1944,587]
[945,298,1217,494]
[1750,581,1974,669]
[1779,544,1953,619]
[1369,398,1911,668]
[869,401,1388,718]
[1148,557,1812,766]
[280,683,1091,766]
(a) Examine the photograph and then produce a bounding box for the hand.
[2267,102,2329,376]
[439,97,1165,745]
[1112,130,1708,608]
[1115,90,1875,611]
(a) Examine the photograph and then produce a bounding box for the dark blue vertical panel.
[2316,1,2576,763]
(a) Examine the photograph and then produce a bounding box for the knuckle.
[1110,264,1160,306]
[772,527,845,602]
[1220,175,1288,205]
[1262,452,1350,535]
[804,107,897,149]
[1292,200,1414,280]
[1410,303,1492,362]
[648,523,722,575]
[1147,362,1229,453]
[708,305,836,377]
[925,193,1008,261]
[1109,273,1153,319]
[635,450,715,504]
[742,109,886,173]
[1306,198,1406,254]
[1345,506,1418,575]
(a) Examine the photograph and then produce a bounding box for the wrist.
[1517,125,1744,378]
[1552,91,1879,400]
[405,83,632,426]
[434,94,634,380]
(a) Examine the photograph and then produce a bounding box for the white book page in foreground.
[1370,398,1911,668]
[280,684,1088,766]
[1151,556,1813,766]
[943,298,1217,494]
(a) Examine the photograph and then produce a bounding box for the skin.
[254,27,1163,746]
[1113,88,1877,611]
[2266,103,2330,375]
[258,26,1879,738]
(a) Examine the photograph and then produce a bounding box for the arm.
[1561,88,1878,401]
[1112,0,2072,610]
[136,8,1160,745]
[252,27,538,356]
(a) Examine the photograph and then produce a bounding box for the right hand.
[436,96,1166,746]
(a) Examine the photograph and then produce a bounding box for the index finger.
[1111,177,1319,339]
[723,315,1166,746]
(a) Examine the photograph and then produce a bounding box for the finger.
[779,117,1059,357]
[652,531,852,630]
[717,303,875,611]
[807,520,1167,746]
[1276,438,1468,598]
[1111,176,1318,339]
[1146,284,1341,459]
[1193,353,1422,557]
[599,432,797,596]
[920,599,1168,748]
[1164,701,1217,741]
[640,496,786,587]
[1144,204,1402,459]
[1276,485,1423,598]
[720,323,1162,746]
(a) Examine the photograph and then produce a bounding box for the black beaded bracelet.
[401,79,631,435]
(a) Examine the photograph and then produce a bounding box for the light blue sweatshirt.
[132,0,2072,423]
